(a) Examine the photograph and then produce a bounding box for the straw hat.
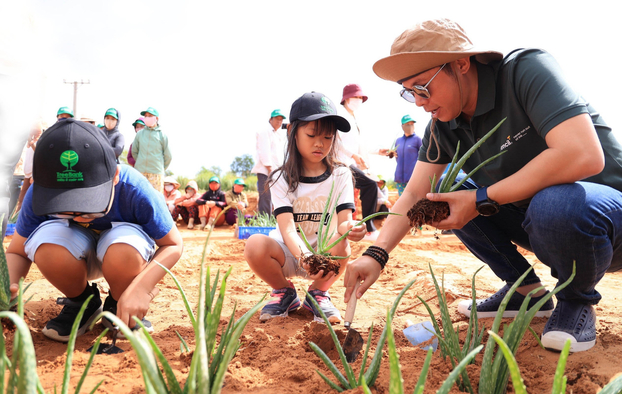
[373,19,503,83]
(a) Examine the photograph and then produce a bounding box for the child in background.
[171,180,200,229]
[244,92,366,323]
[126,117,145,167]
[102,108,125,163]
[131,107,172,192]
[162,176,181,214]
[376,176,392,214]
[195,176,227,230]
[224,178,248,225]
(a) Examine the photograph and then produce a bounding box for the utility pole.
[63,79,90,117]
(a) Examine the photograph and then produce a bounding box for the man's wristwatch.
[475,187,500,216]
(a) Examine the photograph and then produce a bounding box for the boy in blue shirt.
[5,118,183,342]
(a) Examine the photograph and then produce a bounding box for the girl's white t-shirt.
[269,165,355,249]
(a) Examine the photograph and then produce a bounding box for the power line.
[63,79,90,117]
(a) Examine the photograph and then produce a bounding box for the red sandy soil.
[3,193,622,393]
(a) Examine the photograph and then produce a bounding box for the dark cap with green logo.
[289,92,351,132]
[32,118,118,216]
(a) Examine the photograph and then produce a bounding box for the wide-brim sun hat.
[290,92,351,133]
[373,18,503,83]
[163,175,180,188]
[340,84,368,105]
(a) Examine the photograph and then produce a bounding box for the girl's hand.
[237,202,246,211]
[300,257,336,282]
[207,201,216,208]
[340,220,366,242]
[426,190,478,229]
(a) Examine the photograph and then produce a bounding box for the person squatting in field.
[344,18,622,353]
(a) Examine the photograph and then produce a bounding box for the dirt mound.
[3,226,622,393]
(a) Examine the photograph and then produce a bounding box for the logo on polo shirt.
[500,135,513,151]
[57,150,84,182]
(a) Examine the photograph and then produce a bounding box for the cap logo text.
[58,150,83,182]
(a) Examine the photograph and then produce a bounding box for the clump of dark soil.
[407,198,450,228]
[301,254,341,277]
[388,151,397,159]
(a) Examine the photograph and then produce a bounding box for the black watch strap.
[476,187,500,216]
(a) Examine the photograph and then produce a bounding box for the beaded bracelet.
[362,247,388,270]
[368,245,389,260]
[362,250,385,269]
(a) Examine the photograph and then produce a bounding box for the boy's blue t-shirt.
[17,165,174,240]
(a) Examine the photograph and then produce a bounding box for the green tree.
[230,154,254,177]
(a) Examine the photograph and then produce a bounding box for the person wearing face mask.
[195,176,227,230]
[171,180,200,229]
[162,176,181,214]
[102,108,125,163]
[131,107,172,192]
[335,84,380,241]
[127,117,145,167]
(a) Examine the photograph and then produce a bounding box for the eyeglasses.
[400,63,447,102]
[49,212,107,220]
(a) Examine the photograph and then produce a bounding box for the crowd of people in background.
[4,90,414,241]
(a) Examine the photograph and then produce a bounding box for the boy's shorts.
[24,219,156,280]
[274,238,310,279]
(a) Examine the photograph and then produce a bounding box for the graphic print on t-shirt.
[293,195,332,237]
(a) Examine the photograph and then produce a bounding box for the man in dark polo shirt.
[343,18,622,353]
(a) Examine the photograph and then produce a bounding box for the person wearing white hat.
[344,18,622,353]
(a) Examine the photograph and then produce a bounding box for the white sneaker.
[363,231,379,241]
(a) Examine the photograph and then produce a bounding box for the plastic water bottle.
[403,321,438,351]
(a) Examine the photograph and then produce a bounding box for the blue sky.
[2,0,620,180]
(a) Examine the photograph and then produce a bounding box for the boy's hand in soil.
[117,287,159,329]
[426,190,479,229]
[343,256,381,303]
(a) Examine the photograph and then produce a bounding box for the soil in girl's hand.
[388,151,397,159]
[407,198,450,228]
[301,254,341,277]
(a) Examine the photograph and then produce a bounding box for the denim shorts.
[24,219,156,280]
[274,238,309,279]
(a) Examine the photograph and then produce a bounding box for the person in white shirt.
[251,109,287,215]
[376,177,392,214]
[335,84,380,241]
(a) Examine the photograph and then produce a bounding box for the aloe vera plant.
[418,264,485,393]
[0,279,105,394]
[478,262,576,394]
[307,278,416,391]
[0,214,32,312]
[91,211,266,394]
[385,303,483,394]
[298,182,398,276]
[407,118,507,228]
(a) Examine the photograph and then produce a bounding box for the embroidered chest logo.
[58,150,84,182]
